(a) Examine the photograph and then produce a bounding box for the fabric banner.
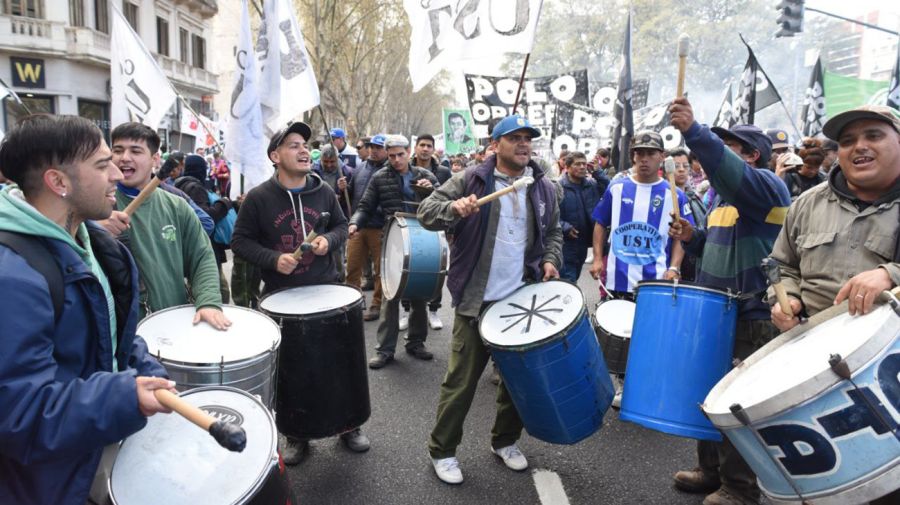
[464,70,589,141]
[404,0,543,92]
[801,57,826,138]
[734,38,781,125]
[713,83,735,129]
[889,41,900,111]
[591,79,649,113]
[442,108,478,155]
[257,0,320,136]
[110,2,177,129]
[824,71,890,117]
[227,0,272,190]
[633,102,683,150]
[609,13,634,173]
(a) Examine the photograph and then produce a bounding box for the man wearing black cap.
[667,98,791,505]
[418,114,562,485]
[231,121,367,464]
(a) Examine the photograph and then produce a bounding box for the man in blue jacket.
[558,151,603,282]
[0,115,174,505]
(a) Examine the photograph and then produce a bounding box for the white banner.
[404,0,543,92]
[110,3,177,129]
[257,0,320,135]
[227,0,272,190]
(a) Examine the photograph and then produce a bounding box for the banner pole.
[511,53,531,115]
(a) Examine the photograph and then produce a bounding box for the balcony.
[0,14,67,55]
[154,53,219,95]
[175,0,219,19]
[65,26,110,66]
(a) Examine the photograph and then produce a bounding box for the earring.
[60,192,67,198]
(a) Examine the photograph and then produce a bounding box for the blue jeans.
[560,242,588,283]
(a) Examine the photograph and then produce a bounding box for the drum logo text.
[200,405,245,427]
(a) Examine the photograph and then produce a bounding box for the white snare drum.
[138,305,281,408]
[592,299,636,374]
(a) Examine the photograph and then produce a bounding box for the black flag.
[713,82,735,129]
[801,57,827,137]
[735,36,782,125]
[888,39,899,111]
[610,13,634,173]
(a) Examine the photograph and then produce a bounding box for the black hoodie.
[231,172,348,293]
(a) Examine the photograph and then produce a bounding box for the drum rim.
[258,283,364,318]
[380,215,412,301]
[702,302,900,425]
[109,385,277,505]
[592,299,635,338]
[635,280,737,298]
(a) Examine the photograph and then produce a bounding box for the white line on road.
[532,469,571,505]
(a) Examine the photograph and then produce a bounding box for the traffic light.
[775,0,805,37]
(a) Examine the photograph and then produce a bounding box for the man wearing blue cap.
[330,128,359,170]
[418,114,563,485]
[668,97,790,505]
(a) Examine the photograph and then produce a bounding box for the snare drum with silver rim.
[592,299,636,375]
[381,213,448,301]
[137,305,281,408]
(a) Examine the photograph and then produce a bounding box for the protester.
[688,151,706,188]
[212,151,230,196]
[559,152,603,282]
[0,115,174,505]
[356,136,371,163]
[820,138,838,174]
[158,155,215,236]
[781,138,827,201]
[418,114,562,485]
[671,148,708,282]
[330,127,359,170]
[765,128,791,172]
[668,97,791,505]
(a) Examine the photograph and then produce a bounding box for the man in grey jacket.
[417,115,563,485]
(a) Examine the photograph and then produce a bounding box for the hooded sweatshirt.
[231,172,348,294]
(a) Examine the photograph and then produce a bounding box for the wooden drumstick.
[291,211,331,259]
[475,176,534,207]
[123,176,161,216]
[664,157,681,221]
[676,34,689,98]
[154,389,246,452]
[761,258,793,316]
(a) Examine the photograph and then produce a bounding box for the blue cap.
[330,127,346,139]
[711,124,772,166]
[368,134,387,147]
[491,114,541,141]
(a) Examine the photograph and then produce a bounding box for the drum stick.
[123,176,161,216]
[761,258,793,316]
[676,34,689,98]
[290,211,330,259]
[664,157,681,221]
[475,176,534,207]
[342,188,352,219]
[154,389,246,452]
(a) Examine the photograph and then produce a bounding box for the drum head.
[110,387,276,505]
[480,281,585,348]
[381,217,408,300]
[706,304,895,414]
[594,300,636,338]
[139,305,280,364]
[259,284,362,316]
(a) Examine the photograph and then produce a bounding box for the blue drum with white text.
[620,281,737,441]
[480,281,615,445]
[704,302,900,505]
[381,214,448,301]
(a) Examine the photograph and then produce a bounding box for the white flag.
[256,0,320,135]
[404,0,543,92]
[226,0,272,190]
[110,2,177,129]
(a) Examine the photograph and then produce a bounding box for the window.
[68,0,84,26]
[179,28,189,64]
[3,94,54,131]
[156,17,169,56]
[94,0,108,33]
[191,34,206,69]
[4,0,42,17]
[78,99,110,143]
[122,1,138,31]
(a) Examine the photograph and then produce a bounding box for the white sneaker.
[432,456,463,484]
[612,390,623,409]
[491,444,528,471]
[399,313,409,331]
[428,311,443,330]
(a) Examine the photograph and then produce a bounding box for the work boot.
[363,305,381,321]
[673,468,720,494]
[280,436,309,466]
[406,344,433,361]
[340,428,370,452]
[368,352,393,369]
[702,487,761,505]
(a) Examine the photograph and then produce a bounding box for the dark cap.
[631,131,665,151]
[822,105,900,141]
[765,128,790,150]
[711,124,773,166]
[267,122,312,155]
[491,114,541,141]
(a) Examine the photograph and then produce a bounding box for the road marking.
[532,469,571,505]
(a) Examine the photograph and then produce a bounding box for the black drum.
[592,299,636,374]
[259,284,371,439]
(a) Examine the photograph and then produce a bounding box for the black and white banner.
[801,57,826,138]
[734,37,781,125]
[713,83,735,129]
[887,39,899,111]
[591,79,649,113]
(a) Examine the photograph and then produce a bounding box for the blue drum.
[704,301,900,505]
[620,281,737,441]
[381,213,448,301]
[480,281,615,445]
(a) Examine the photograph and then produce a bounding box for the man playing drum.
[230,122,367,465]
[667,97,791,505]
[767,105,900,505]
[418,114,563,485]
[0,115,174,505]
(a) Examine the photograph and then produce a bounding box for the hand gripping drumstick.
[475,176,534,206]
[676,34,689,98]
[154,389,247,452]
[122,176,162,216]
[291,211,331,259]
[761,258,793,316]
[664,157,681,221]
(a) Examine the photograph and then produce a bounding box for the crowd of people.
[1,91,898,505]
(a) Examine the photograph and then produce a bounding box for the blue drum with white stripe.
[480,281,615,445]
[381,214,448,301]
[704,302,900,505]
[620,281,738,441]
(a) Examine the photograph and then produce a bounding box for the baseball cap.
[711,124,773,166]
[491,114,541,141]
[765,129,790,150]
[310,149,321,162]
[330,127,346,139]
[631,130,665,151]
[383,135,409,149]
[367,134,387,147]
[267,122,312,155]
[822,105,900,141]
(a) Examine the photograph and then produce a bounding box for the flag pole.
[0,76,32,114]
[175,93,225,154]
[511,53,531,115]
